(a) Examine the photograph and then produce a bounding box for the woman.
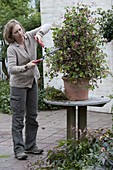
[3,19,51,160]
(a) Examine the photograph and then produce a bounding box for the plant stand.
[44,96,110,139]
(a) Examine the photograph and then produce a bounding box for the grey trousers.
[10,81,39,154]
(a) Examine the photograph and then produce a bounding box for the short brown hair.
[3,19,25,44]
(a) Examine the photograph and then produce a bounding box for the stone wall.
[40,0,113,113]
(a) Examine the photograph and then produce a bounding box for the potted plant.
[46,3,108,101]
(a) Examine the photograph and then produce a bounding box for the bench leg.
[78,106,87,139]
[67,106,76,139]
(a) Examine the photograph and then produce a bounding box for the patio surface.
[0,109,112,170]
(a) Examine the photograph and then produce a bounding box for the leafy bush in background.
[45,86,67,101]
[38,87,62,111]
[0,80,62,114]
[0,80,10,114]
[97,6,113,42]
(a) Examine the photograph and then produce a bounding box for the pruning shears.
[33,35,59,64]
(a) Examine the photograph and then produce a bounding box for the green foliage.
[0,80,61,114]
[0,0,35,35]
[38,87,62,111]
[38,85,68,111]
[44,129,113,169]
[0,0,41,79]
[0,80,10,114]
[97,6,113,42]
[35,0,40,12]
[46,3,108,90]
[45,86,67,101]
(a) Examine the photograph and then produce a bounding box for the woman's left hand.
[26,61,36,68]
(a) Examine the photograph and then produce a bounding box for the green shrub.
[0,80,62,114]
[45,86,67,101]
[97,6,113,42]
[27,129,113,170]
[38,86,65,111]
[0,80,10,114]
[38,88,61,111]
[45,129,113,169]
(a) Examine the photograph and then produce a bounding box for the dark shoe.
[25,145,44,154]
[15,152,28,160]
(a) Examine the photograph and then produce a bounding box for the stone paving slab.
[0,109,112,170]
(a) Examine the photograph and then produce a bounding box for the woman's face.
[12,24,24,44]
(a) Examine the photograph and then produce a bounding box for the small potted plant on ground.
[46,3,108,101]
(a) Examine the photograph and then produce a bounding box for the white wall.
[40,0,113,113]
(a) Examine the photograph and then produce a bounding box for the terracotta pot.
[62,77,90,101]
